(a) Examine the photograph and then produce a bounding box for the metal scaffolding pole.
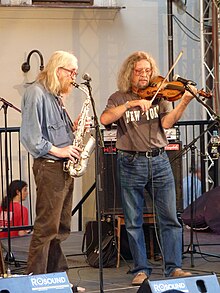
[169,1,219,189]
[199,0,220,189]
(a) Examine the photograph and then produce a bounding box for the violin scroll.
[197,89,212,99]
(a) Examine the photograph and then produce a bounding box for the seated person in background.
[0,180,30,238]
[182,166,202,209]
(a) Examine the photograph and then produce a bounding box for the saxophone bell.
[65,135,96,178]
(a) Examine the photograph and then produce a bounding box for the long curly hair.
[36,50,78,96]
[117,51,159,93]
[1,180,27,211]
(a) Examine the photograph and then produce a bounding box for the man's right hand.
[49,145,82,161]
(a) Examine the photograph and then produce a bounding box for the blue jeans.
[117,151,183,277]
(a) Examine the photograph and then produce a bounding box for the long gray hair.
[36,51,78,96]
[117,51,159,93]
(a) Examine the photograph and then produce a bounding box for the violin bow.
[150,50,183,104]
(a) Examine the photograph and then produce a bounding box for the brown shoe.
[171,268,192,278]
[132,272,148,286]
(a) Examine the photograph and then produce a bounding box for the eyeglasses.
[60,67,78,76]
[134,68,152,76]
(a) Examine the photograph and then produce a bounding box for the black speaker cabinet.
[137,273,220,293]
[99,141,183,215]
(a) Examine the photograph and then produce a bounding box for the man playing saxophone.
[20,51,82,281]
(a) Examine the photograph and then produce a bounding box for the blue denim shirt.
[20,82,74,160]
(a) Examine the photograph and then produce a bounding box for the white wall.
[0,0,202,230]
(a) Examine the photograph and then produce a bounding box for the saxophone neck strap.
[57,96,74,128]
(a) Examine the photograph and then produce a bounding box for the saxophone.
[64,82,95,177]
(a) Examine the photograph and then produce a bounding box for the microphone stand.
[82,80,105,293]
[184,84,220,123]
[169,86,220,267]
[0,97,21,272]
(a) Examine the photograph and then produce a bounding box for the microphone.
[173,74,197,86]
[82,73,92,82]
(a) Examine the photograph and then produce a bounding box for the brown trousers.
[26,158,74,275]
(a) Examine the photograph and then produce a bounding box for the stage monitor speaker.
[99,140,183,215]
[137,273,220,293]
[0,272,72,292]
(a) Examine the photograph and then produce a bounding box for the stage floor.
[1,226,220,292]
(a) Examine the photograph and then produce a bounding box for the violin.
[138,76,212,102]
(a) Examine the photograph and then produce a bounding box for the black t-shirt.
[105,91,173,152]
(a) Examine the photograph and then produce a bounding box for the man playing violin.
[100,51,197,286]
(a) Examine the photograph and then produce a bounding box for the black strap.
[58,96,74,128]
